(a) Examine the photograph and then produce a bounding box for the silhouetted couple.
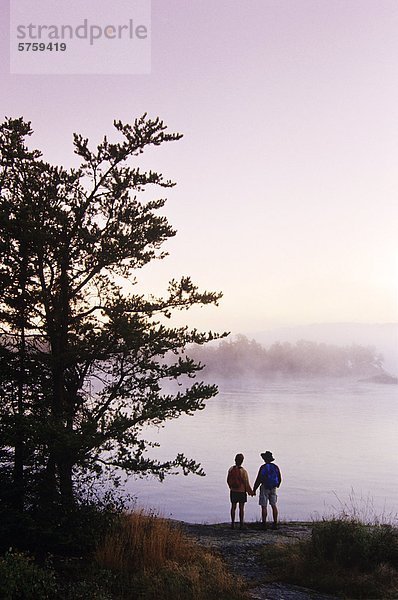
[227,451,281,530]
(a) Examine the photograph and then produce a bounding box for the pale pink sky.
[1,0,397,332]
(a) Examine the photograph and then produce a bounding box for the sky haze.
[1,0,397,334]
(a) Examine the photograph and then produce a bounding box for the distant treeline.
[188,335,385,378]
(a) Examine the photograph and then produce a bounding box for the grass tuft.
[95,510,194,573]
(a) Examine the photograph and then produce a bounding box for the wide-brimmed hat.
[261,451,275,462]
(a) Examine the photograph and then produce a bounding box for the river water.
[127,379,398,524]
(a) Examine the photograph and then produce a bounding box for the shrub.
[262,518,398,599]
[0,498,121,557]
[41,500,120,555]
[311,519,398,570]
[0,507,39,554]
[59,574,115,600]
[0,550,58,599]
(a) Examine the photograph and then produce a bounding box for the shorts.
[230,491,247,504]
[259,485,277,507]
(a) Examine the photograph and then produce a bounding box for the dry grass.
[95,510,247,600]
[95,510,195,573]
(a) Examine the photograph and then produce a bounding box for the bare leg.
[261,505,268,527]
[271,504,278,527]
[230,502,237,528]
[239,502,245,527]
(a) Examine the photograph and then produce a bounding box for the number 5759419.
[18,42,66,51]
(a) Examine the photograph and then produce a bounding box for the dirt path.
[182,522,339,600]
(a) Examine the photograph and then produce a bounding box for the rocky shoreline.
[181,521,339,600]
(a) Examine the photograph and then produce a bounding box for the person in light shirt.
[226,453,254,529]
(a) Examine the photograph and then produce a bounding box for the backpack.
[227,466,243,489]
[260,463,280,489]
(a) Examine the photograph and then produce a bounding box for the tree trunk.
[52,229,76,509]
[58,459,74,508]
[13,417,24,510]
[13,246,29,511]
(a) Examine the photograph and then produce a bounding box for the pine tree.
[0,116,225,510]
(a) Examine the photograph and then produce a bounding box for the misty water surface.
[127,379,398,523]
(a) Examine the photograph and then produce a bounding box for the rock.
[182,522,338,600]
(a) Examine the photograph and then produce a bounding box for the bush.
[0,508,246,599]
[37,501,120,555]
[0,502,122,599]
[0,507,39,554]
[0,500,121,557]
[0,550,58,600]
[58,574,115,600]
[311,519,398,570]
[262,518,398,599]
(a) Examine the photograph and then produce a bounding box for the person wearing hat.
[253,451,282,530]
